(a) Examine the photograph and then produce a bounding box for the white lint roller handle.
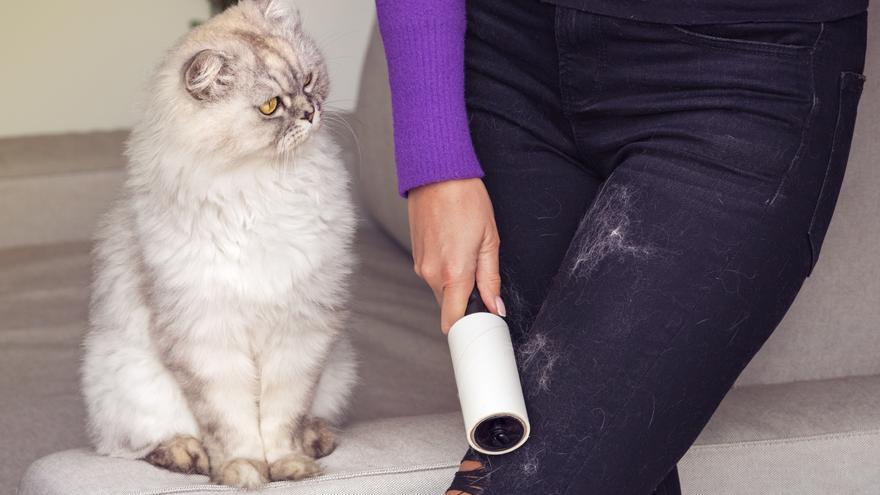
[447,289,530,455]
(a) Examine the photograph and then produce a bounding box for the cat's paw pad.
[145,435,210,475]
[215,458,270,489]
[268,453,322,481]
[301,417,337,459]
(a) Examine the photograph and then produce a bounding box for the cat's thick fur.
[81,0,356,488]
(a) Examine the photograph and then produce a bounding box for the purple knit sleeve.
[375,0,484,197]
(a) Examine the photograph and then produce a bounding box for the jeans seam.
[555,8,573,119]
[805,71,864,273]
[555,8,587,165]
[595,14,607,97]
[556,10,606,167]
[806,74,845,236]
[768,21,825,206]
[670,25,817,56]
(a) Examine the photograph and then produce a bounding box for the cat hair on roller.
[447,289,530,455]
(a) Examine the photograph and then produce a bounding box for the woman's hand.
[408,178,505,334]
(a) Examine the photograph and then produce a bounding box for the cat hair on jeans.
[81,0,357,488]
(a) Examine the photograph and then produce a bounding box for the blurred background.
[0,0,374,138]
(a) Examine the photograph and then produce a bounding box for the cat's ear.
[184,49,235,101]
[255,0,302,33]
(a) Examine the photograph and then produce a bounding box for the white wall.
[295,1,375,113]
[0,0,375,138]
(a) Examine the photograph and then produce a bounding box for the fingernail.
[495,296,507,317]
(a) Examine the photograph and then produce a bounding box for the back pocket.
[806,71,866,275]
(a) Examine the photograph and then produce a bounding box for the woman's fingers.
[441,277,476,334]
[475,228,503,317]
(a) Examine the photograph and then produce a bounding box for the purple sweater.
[375,0,483,196]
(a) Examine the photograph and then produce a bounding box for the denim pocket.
[806,71,866,275]
[672,22,822,57]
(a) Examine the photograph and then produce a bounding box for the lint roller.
[447,288,530,455]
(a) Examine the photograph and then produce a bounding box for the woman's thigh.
[474,161,815,494]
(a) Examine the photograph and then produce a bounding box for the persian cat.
[81,0,356,488]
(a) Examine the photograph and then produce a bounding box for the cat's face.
[170,0,329,160]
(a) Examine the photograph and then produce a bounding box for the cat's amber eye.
[259,97,279,115]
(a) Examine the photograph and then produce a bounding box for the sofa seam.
[690,427,880,452]
[126,461,460,495]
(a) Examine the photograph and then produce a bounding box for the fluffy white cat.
[81,0,356,488]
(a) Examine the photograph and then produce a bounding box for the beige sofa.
[10,17,880,495]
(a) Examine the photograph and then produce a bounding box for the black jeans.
[452,1,867,494]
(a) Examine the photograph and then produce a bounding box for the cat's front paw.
[268,453,322,481]
[215,458,270,489]
[301,417,337,459]
[145,435,210,475]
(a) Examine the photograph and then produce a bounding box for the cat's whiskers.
[323,112,362,172]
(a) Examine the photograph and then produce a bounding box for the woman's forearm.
[375,0,484,196]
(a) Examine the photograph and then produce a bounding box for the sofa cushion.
[352,26,411,253]
[678,375,880,494]
[19,374,880,494]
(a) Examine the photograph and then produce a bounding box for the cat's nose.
[301,104,315,123]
